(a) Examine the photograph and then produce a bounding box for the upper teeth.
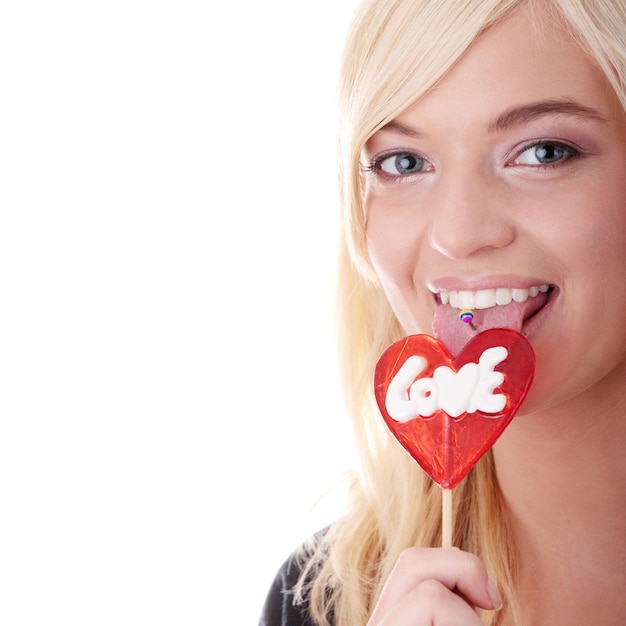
[438,284,550,309]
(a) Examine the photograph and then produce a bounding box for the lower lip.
[521,287,559,339]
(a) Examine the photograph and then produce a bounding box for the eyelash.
[510,140,581,168]
[364,151,431,181]
[365,140,582,181]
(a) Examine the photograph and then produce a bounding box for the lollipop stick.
[441,411,453,548]
[441,488,453,548]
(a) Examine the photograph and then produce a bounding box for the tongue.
[433,300,529,357]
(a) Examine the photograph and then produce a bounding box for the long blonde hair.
[297,1,626,624]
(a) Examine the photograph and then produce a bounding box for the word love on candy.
[386,345,508,420]
[374,328,535,489]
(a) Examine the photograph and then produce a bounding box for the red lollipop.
[374,328,535,545]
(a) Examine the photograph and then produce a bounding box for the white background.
[0,1,361,623]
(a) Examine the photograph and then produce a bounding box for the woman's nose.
[427,170,516,260]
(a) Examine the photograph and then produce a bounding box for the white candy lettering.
[385,346,508,421]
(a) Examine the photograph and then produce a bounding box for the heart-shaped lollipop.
[374,328,535,489]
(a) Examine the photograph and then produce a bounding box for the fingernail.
[487,579,503,611]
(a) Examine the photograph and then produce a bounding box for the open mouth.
[430,283,558,355]
[437,284,552,310]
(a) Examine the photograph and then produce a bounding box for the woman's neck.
[493,372,626,624]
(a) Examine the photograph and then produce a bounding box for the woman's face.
[364,6,626,413]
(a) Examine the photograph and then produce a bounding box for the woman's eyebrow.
[378,120,425,138]
[488,99,608,132]
[376,100,607,139]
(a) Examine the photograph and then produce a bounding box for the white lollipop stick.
[442,488,453,548]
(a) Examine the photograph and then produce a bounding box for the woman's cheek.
[366,198,422,277]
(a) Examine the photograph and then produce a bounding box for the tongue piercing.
[459,309,476,330]
[459,309,474,323]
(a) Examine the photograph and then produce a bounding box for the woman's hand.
[367,547,503,625]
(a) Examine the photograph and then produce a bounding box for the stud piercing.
[459,309,476,330]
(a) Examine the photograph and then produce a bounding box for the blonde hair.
[296,1,626,624]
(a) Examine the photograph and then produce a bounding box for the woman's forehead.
[372,6,614,140]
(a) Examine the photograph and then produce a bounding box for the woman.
[260,0,626,624]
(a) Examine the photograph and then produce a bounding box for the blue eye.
[515,142,577,166]
[377,153,429,175]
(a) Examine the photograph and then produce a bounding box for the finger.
[369,548,501,623]
[375,579,486,626]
